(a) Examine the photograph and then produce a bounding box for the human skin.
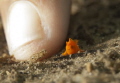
[0,0,71,61]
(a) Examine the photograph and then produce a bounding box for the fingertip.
[1,0,71,61]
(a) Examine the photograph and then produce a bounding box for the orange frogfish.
[62,38,84,56]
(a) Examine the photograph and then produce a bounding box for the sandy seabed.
[0,0,120,83]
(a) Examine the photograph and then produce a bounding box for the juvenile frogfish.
[62,38,84,56]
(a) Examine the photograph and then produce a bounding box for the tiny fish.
[62,38,84,56]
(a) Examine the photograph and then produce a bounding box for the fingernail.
[5,0,71,60]
[6,1,45,60]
